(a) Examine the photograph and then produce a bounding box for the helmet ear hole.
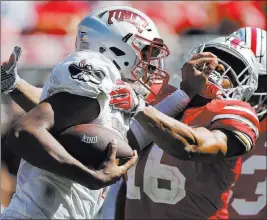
[99,47,106,53]
[122,33,133,43]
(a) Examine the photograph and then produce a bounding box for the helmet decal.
[230,27,267,119]
[107,9,149,33]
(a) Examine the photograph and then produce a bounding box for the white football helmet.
[230,27,267,119]
[189,36,259,101]
[230,27,266,75]
[75,6,170,97]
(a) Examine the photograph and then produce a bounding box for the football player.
[228,27,267,219]
[0,17,222,220]
[114,36,261,219]
[0,7,242,219]
[0,6,173,219]
[2,49,219,219]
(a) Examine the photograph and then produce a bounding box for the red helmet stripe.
[251,27,257,55]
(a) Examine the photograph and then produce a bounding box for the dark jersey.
[228,118,267,219]
[125,99,260,219]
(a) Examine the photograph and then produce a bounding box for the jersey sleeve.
[40,51,121,101]
[206,99,260,154]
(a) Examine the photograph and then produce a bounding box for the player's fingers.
[110,90,120,97]
[221,77,232,89]
[4,46,22,72]
[110,96,129,105]
[184,145,198,153]
[13,46,22,61]
[202,61,218,77]
[113,103,130,111]
[193,57,218,69]
[9,46,21,64]
[191,52,217,60]
[110,88,129,97]
[107,139,117,161]
[120,150,138,172]
[216,63,225,72]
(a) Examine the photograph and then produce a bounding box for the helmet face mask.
[75,6,170,99]
[189,37,259,101]
[130,35,170,96]
[248,74,267,120]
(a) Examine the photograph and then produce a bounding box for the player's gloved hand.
[180,52,219,98]
[97,139,138,186]
[110,80,146,116]
[1,46,22,94]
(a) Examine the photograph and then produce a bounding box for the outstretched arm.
[135,106,251,162]
[1,46,43,111]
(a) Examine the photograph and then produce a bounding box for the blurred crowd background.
[1,0,266,210]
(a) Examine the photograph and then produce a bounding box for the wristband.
[155,89,191,117]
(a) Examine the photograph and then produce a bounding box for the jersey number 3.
[230,141,266,215]
[127,145,186,204]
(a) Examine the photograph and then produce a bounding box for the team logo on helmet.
[107,10,149,33]
[69,60,105,85]
[226,36,249,49]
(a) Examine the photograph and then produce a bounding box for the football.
[58,124,133,169]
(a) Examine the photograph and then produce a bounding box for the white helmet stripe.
[245,27,252,49]
[256,28,262,59]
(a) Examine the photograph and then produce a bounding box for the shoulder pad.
[41,51,121,100]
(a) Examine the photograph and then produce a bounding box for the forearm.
[129,89,191,151]
[135,106,197,159]
[10,79,42,112]
[135,106,229,161]
[7,125,104,189]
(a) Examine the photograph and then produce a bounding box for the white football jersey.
[6,51,131,219]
